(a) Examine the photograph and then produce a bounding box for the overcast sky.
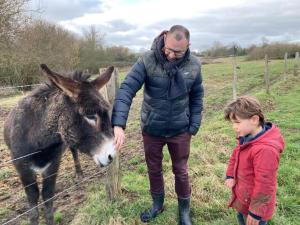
[30,0,300,52]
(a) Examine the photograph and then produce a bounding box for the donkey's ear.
[91,66,114,90]
[40,64,80,98]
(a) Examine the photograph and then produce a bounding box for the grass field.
[0,57,299,225]
[69,57,300,225]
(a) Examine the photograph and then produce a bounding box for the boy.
[224,96,284,225]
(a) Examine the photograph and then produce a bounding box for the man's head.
[224,96,265,137]
[163,25,190,61]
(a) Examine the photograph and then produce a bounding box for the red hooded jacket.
[226,123,285,221]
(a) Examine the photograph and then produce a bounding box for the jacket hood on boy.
[239,123,285,153]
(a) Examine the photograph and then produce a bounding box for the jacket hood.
[150,30,168,51]
[244,123,285,153]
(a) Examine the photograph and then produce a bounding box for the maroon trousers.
[142,131,192,198]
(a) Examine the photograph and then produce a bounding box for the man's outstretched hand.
[113,126,125,151]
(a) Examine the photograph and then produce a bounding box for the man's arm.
[112,58,146,149]
[188,69,204,135]
[112,57,146,128]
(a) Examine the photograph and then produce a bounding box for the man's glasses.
[163,46,187,59]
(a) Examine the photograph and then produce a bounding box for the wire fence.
[0,54,299,224]
[0,84,41,91]
[1,163,107,211]
[1,169,104,225]
[0,133,143,225]
[0,66,142,225]
[0,118,143,225]
[0,150,42,167]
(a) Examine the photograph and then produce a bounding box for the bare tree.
[0,19,80,86]
[82,25,105,50]
[0,0,30,46]
[78,25,106,72]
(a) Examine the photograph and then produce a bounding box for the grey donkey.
[3,64,116,225]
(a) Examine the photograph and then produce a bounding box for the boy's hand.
[246,214,259,225]
[225,178,236,188]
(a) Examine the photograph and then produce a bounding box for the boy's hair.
[224,96,265,126]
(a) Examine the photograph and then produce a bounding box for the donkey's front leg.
[70,147,83,180]
[17,164,40,225]
[42,160,60,225]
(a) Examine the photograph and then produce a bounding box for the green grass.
[70,58,300,225]
[0,94,23,109]
[54,211,63,224]
[0,58,294,225]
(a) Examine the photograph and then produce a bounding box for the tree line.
[200,41,300,60]
[1,0,299,87]
[0,0,138,86]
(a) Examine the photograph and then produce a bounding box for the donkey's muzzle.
[92,139,116,167]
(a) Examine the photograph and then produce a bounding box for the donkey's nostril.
[108,154,113,161]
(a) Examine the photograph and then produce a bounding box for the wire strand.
[1,170,103,225]
[0,151,42,167]
[0,84,41,90]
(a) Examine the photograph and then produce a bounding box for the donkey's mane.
[70,71,91,82]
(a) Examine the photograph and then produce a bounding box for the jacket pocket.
[145,111,155,127]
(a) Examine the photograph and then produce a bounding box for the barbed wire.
[0,132,141,167]
[0,150,42,167]
[0,133,143,224]
[1,169,104,225]
[1,164,104,210]
[0,84,42,91]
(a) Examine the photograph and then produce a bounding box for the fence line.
[284,53,288,81]
[0,150,42,167]
[0,66,139,224]
[264,54,270,94]
[0,84,41,90]
[294,52,299,76]
[1,170,103,225]
[2,165,105,210]
[231,52,300,98]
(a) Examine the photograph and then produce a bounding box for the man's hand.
[113,126,125,151]
[246,214,260,225]
[225,178,236,189]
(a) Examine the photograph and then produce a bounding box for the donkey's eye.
[86,115,97,120]
[84,114,98,126]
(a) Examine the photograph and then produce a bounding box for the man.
[112,25,204,225]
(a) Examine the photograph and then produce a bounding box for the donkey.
[3,64,116,225]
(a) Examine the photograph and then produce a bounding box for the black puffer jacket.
[112,48,203,137]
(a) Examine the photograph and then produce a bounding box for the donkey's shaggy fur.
[3,65,116,225]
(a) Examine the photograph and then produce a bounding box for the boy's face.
[230,115,261,138]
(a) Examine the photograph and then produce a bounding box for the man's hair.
[168,25,190,42]
[224,96,265,126]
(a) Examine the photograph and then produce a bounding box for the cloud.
[30,0,103,21]
[32,0,300,51]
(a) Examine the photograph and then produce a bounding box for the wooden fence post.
[294,52,299,76]
[99,67,121,201]
[232,55,237,100]
[264,54,270,94]
[284,52,288,81]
